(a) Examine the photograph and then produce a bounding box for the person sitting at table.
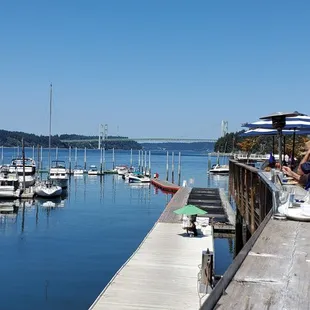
[282,163,310,190]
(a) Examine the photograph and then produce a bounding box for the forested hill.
[0,130,141,149]
[141,142,215,152]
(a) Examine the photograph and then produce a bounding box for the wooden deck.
[90,222,214,310]
[151,178,180,193]
[213,218,310,310]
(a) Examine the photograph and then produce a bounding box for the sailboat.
[35,83,63,198]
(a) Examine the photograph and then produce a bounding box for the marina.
[0,148,234,310]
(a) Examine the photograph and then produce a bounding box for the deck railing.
[229,159,280,236]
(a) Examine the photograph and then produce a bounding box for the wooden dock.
[90,187,214,310]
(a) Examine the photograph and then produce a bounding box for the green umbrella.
[174,204,207,216]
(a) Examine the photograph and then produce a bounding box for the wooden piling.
[171,151,175,183]
[148,151,151,177]
[178,152,181,186]
[55,146,58,160]
[112,148,115,170]
[84,147,87,171]
[166,151,169,181]
[37,145,40,172]
[32,145,35,160]
[141,150,144,174]
[138,150,141,172]
[100,147,103,175]
[22,139,26,191]
[1,145,3,165]
[68,146,72,174]
[144,151,147,175]
[130,148,133,167]
[75,147,78,167]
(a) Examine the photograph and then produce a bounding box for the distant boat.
[73,165,85,175]
[128,174,151,183]
[208,164,229,174]
[49,160,69,188]
[88,165,98,175]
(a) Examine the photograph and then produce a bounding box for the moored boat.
[9,157,36,187]
[35,180,62,198]
[88,165,98,175]
[49,160,69,188]
[128,174,151,183]
[0,166,21,198]
[208,164,229,174]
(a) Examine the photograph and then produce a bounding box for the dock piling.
[148,151,151,177]
[40,146,43,171]
[178,152,181,186]
[138,150,141,172]
[144,151,147,175]
[1,146,3,165]
[171,151,175,183]
[166,151,169,181]
[68,146,72,174]
[112,148,115,170]
[75,147,77,168]
[130,148,133,167]
[56,146,58,160]
[100,147,103,175]
[32,145,35,160]
[84,147,87,171]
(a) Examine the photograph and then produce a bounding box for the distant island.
[0,129,215,151]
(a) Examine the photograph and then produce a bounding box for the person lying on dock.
[282,164,310,190]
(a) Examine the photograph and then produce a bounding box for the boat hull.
[35,185,62,197]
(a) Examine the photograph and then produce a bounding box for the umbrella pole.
[291,129,296,169]
[278,129,283,169]
[283,136,286,165]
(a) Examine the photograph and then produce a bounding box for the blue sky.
[0,1,309,139]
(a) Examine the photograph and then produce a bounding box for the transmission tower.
[221,120,228,137]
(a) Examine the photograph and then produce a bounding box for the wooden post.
[112,148,115,170]
[75,147,78,168]
[100,147,103,175]
[22,138,26,191]
[235,208,243,256]
[178,152,181,186]
[138,150,141,172]
[17,145,20,157]
[166,151,169,181]
[144,151,147,175]
[68,146,72,174]
[37,145,40,172]
[130,148,133,167]
[40,146,43,171]
[1,146,3,165]
[84,147,87,171]
[103,147,106,172]
[56,146,58,160]
[141,151,144,174]
[32,145,35,160]
[148,151,151,177]
[171,151,175,183]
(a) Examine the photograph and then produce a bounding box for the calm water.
[0,148,233,310]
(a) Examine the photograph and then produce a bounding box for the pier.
[89,186,214,310]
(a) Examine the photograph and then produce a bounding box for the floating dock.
[151,178,180,193]
[90,187,214,310]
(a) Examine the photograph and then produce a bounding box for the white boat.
[209,164,229,174]
[115,166,129,175]
[49,160,69,188]
[9,157,36,187]
[88,165,99,175]
[73,165,85,175]
[128,174,151,183]
[0,166,21,198]
[35,180,62,198]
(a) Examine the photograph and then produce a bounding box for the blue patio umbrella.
[242,112,310,167]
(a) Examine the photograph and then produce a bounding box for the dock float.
[151,178,180,193]
[90,187,214,310]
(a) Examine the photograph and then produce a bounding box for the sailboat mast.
[48,83,52,170]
